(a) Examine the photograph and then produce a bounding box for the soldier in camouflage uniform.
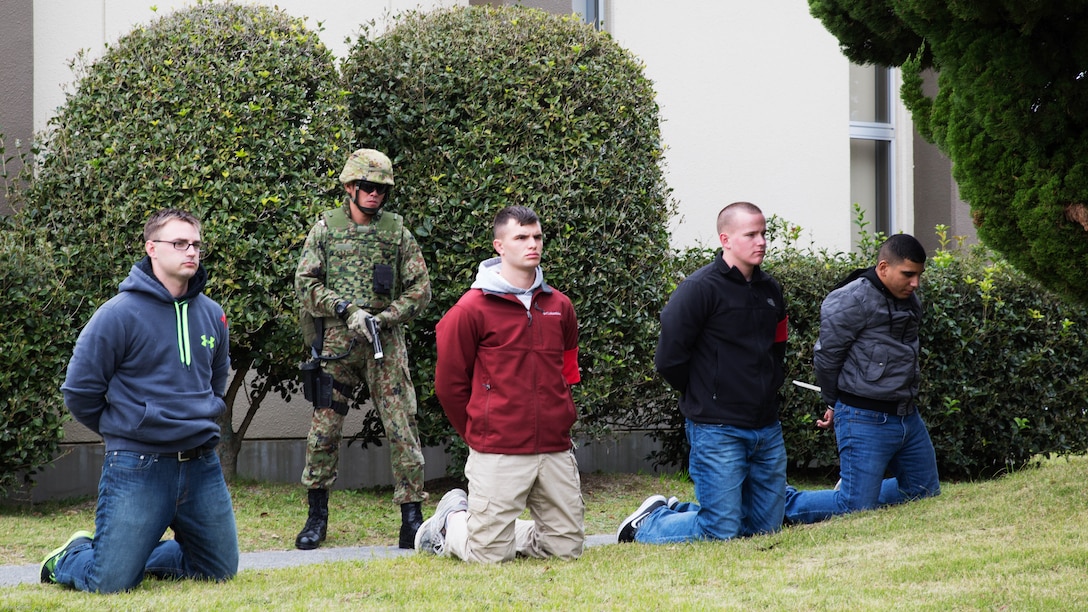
[294,148,431,550]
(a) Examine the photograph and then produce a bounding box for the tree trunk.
[216,359,251,481]
[216,361,271,482]
[217,428,241,481]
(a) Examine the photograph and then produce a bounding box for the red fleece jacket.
[435,285,580,454]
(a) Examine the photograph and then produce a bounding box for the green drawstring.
[174,301,191,368]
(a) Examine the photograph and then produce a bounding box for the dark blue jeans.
[54,449,238,593]
[784,402,941,524]
[635,420,787,543]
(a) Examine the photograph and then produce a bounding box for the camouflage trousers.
[301,322,426,505]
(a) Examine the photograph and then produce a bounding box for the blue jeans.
[54,449,239,593]
[635,420,786,543]
[784,402,941,524]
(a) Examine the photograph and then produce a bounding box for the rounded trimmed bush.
[22,3,352,474]
[0,221,71,497]
[341,6,677,450]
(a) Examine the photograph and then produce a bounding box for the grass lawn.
[2,456,1087,610]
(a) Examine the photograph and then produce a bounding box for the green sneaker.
[40,530,93,584]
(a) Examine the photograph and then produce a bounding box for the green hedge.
[914,245,1088,478]
[0,219,72,496]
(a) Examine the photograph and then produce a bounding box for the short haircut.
[716,201,763,234]
[144,208,202,241]
[493,205,539,238]
[878,233,926,265]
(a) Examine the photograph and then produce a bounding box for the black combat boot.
[399,501,424,549]
[295,488,329,550]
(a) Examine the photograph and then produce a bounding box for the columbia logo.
[540,310,562,316]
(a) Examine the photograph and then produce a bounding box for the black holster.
[300,314,354,414]
[300,359,334,409]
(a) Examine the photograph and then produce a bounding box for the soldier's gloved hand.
[374,311,395,328]
[347,309,376,342]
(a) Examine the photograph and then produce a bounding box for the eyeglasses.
[356,181,390,196]
[152,239,205,253]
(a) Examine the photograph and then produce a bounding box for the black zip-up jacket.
[654,252,788,428]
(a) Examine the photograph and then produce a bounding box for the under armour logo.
[201,335,215,349]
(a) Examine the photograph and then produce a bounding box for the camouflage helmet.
[339,148,395,186]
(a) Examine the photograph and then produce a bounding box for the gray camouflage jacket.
[813,268,921,409]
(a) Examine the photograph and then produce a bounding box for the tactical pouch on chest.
[373,263,394,295]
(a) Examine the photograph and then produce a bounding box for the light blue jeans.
[635,419,786,543]
[784,402,941,524]
[54,449,239,593]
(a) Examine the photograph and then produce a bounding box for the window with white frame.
[850,64,895,246]
[572,0,604,29]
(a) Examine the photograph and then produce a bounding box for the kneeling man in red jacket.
[416,205,584,563]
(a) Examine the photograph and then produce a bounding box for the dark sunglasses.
[356,180,390,196]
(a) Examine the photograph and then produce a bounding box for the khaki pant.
[444,449,584,563]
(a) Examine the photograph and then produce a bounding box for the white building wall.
[605,1,856,251]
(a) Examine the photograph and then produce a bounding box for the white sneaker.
[414,488,468,555]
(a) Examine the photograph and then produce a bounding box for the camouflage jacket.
[295,204,431,328]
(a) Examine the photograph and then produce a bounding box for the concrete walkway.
[1,534,617,588]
